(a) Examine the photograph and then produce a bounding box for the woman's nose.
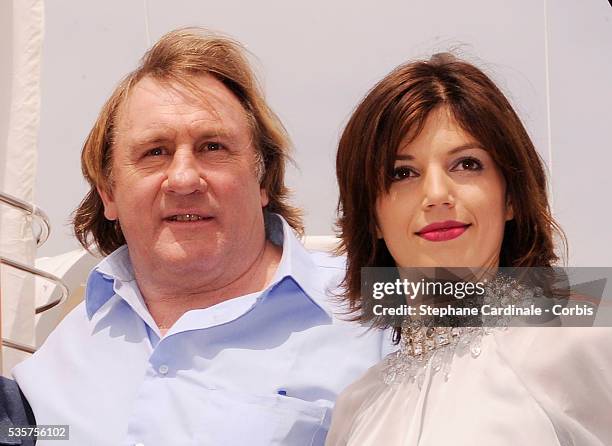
[421,168,454,209]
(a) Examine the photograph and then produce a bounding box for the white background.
[1,0,611,266]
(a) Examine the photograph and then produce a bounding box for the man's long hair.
[73,27,302,255]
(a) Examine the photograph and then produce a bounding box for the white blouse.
[326,327,612,445]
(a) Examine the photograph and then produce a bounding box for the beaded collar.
[382,275,537,387]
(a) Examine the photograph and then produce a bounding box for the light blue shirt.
[14,214,391,446]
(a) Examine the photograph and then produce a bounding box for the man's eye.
[146,147,166,157]
[391,166,418,181]
[453,157,483,171]
[203,142,222,151]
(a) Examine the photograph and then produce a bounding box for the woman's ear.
[505,196,514,221]
[375,220,383,239]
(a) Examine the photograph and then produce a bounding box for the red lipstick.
[416,221,471,242]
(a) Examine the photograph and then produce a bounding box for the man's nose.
[421,167,454,209]
[164,151,206,195]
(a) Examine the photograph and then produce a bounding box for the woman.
[326,54,612,445]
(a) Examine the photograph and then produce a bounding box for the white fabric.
[326,327,612,446]
[303,235,339,252]
[34,248,99,347]
[0,0,45,375]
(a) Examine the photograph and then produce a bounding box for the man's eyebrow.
[129,127,174,147]
[189,120,233,138]
[132,135,167,146]
[196,128,233,139]
[130,126,233,147]
[395,143,485,160]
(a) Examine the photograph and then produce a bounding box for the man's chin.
[148,245,221,270]
[162,247,218,262]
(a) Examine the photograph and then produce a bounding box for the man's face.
[99,75,269,281]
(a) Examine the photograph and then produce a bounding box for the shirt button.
[158,364,169,375]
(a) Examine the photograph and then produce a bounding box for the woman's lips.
[416,223,471,242]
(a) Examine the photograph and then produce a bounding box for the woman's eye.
[392,166,418,181]
[454,157,483,171]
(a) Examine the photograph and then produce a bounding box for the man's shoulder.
[299,250,347,301]
[306,249,346,271]
[52,300,90,329]
[30,301,92,354]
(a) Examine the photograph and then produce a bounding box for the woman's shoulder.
[495,326,612,367]
[494,326,612,443]
[326,357,390,445]
[492,326,612,384]
[338,358,389,407]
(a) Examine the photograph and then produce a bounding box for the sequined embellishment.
[382,322,486,388]
[382,275,533,387]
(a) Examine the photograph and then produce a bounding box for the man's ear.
[97,185,118,221]
[260,188,269,208]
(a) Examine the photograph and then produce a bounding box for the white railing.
[0,191,69,354]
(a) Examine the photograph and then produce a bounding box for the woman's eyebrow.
[395,154,414,161]
[395,143,484,161]
[447,143,485,154]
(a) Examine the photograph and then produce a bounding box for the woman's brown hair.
[73,27,302,255]
[336,53,566,326]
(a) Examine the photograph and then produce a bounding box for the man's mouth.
[166,214,211,222]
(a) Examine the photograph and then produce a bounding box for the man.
[13,28,389,445]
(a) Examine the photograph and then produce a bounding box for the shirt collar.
[266,213,335,317]
[85,213,335,319]
[85,245,132,318]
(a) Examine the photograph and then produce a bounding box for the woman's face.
[375,107,513,268]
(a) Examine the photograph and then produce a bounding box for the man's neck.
[134,240,282,335]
